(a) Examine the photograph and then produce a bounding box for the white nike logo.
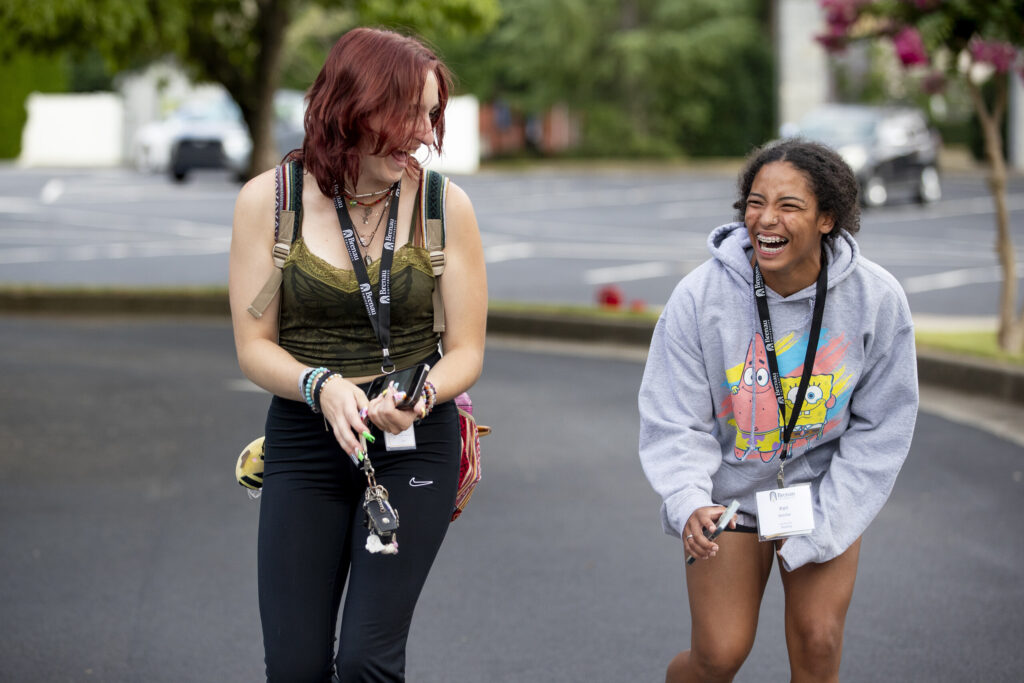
[409,478,434,487]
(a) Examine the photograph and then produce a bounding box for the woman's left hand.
[366,386,427,434]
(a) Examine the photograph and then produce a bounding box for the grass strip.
[915,330,1024,367]
[488,300,661,323]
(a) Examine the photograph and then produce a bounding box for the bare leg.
[779,538,862,683]
[667,533,775,683]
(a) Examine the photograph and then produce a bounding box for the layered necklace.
[345,190,391,225]
[340,182,399,265]
[355,195,391,264]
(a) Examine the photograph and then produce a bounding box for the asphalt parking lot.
[2,314,1023,682]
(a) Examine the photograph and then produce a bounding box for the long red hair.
[289,27,452,197]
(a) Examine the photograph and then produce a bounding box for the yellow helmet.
[235,436,265,490]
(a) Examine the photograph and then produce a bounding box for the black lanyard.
[751,247,828,477]
[333,181,401,373]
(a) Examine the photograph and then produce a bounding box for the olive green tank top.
[278,212,440,377]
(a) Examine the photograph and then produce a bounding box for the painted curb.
[2,288,1021,404]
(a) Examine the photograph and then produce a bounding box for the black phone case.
[365,363,429,409]
[394,365,428,409]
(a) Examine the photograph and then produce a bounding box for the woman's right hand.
[683,505,737,561]
[318,377,371,460]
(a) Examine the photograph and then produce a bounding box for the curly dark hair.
[732,138,861,238]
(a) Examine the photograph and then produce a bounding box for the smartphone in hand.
[366,363,430,410]
[685,500,741,565]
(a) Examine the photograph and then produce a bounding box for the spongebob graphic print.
[727,329,852,462]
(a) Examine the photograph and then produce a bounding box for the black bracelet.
[312,370,335,413]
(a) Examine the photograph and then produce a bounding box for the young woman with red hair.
[229,27,487,682]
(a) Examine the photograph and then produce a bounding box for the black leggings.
[258,395,461,682]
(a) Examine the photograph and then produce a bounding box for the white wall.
[423,95,480,175]
[775,0,830,130]
[20,93,125,167]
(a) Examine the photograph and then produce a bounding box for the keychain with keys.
[363,480,399,554]
[358,433,399,555]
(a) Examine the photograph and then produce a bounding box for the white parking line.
[484,240,704,264]
[583,261,673,284]
[0,238,229,264]
[865,193,1024,224]
[485,242,536,263]
[39,179,65,204]
[901,264,1024,293]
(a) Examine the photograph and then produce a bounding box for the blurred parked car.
[131,90,305,182]
[785,104,942,207]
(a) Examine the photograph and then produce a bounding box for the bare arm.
[228,170,304,398]
[429,180,488,403]
[228,170,369,455]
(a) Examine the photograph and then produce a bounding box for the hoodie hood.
[708,222,859,299]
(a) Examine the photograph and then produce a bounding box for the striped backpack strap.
[419,169,449,332]
[247,160,303,319]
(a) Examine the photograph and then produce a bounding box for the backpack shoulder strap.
[248,161,303,319]
[419,169,449,332]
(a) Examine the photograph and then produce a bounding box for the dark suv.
[787,104,942,207]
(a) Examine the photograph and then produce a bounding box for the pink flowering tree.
[818,0,1024,352]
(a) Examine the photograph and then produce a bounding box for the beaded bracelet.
[314,372,345,413]
[421,380,437,418]
[303,367,331,412]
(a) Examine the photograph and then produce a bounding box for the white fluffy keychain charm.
[358,441,400,555]
[366,533,400,555]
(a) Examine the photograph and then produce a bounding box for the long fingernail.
[362,431,375,443]
[359,408,368,420]
[356,449,365,461]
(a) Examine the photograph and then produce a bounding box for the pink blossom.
[820,0,865,22]
[817,0,870,50]
[816,24,851,52]
[819,0,868,32]
[892,26,929,66]
[969,38,1018,74]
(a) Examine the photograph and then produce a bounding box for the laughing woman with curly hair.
[639,139,918,682]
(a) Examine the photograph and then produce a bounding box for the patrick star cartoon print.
[731,334,782,461]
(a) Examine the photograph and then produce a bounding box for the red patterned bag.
[452,392,489,521]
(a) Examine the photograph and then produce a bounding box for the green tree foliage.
[1,0,499,176]
[0,52,66,158]
[280,6,359,91]
[436,0,772,157]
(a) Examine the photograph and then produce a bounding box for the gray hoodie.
[638,222,918,570]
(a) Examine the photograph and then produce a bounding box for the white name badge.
[755,484,815,542]
[384,425,416,452]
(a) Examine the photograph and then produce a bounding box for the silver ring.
[685,534,694,540]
